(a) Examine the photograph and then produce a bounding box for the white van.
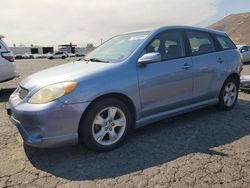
[0,35,17,83]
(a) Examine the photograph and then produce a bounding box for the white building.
[10,46,54,55]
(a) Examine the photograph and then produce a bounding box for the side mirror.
[138,52,161,65]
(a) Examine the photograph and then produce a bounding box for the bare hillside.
[209,12,250,44]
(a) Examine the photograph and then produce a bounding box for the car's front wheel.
[216,77,239,110]
[79,98,131,151]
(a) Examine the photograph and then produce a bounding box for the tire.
[216,77,239,111]
[79,98,132,151]
[62,56,66,59]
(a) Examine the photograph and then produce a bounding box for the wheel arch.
[78,92,137,133]
[226,72,240,86]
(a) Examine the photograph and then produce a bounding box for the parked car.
[32,54,43,59]
[47,52,67,59]
[240,75,250,92]
[75,52,85,57]
[237,45,250,64]
[14,54,23,60]
[23,53,34,59]
[68,53,76,57]
[7,26,242,151]
[0,35,17,83]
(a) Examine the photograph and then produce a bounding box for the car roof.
[123,25,227,36]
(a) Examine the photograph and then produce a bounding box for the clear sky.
[1,0,250,47]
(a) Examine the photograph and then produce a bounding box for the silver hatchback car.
[7,26,242,151]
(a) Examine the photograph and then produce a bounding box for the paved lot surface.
[0,59,250,188]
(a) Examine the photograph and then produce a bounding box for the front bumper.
[240,76,250,91]
[6,93,90,148]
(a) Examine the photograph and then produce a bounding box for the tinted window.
[146,31,186,60]
[241,46,248,53]
[216,35,236,50]
[247,46,250,51]
[187,31,215,55]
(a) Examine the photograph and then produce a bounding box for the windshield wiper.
[77,57,88,61]
[77,57,109,63]
[88,58,109,63]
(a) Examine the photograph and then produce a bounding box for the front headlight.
[28,82,77,104]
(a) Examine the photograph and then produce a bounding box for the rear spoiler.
[0,35,4,39]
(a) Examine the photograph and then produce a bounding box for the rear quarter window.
[215,35,236,50]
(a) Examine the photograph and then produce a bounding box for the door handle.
[182,63,192,70]
[217,57,224,64]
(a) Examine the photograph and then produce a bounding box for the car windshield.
[84,31,150,63]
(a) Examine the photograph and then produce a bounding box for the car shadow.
[24,98,250,181]
[0,88,16,103]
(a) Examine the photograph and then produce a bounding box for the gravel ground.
[0,59,250,188]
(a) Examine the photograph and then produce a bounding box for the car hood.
[20,61,115,90]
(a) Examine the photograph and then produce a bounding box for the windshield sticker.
[129,35,148,41]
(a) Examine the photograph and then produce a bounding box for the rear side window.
[187,31,215,56]
[247,46,250,51]
[215,35,236,50]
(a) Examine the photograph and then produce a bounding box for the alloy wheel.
[223,82,237,107]
[92,107,126,146]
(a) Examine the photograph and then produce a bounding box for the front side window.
[216,35,236,50]
[146,31,186,61]
[187,31,215,55]
[85,31,150,63]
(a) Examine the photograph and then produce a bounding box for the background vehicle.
[237,45,250,63]
[240,75,250,92]
[0,35,17,82]
[67,53,76,57]
[14,54,23,60]
[47,52,67,59]
[8,26,242,151]
[23,53,34,59]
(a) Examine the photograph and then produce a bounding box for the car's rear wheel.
[216,77,239,110]
[79,98,131,151]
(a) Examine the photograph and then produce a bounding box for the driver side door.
[137,30,193,117]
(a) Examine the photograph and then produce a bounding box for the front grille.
[19,87,29,99]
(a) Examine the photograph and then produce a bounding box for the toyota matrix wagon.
[7,26,242,151]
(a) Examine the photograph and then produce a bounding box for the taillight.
[1,51,14,62]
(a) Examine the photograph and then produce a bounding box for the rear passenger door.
[186,30,226,102]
